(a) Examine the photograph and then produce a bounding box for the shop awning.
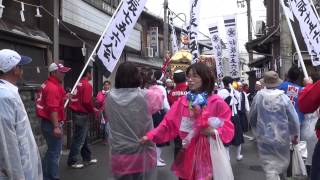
[0,19,52,44]
[245,26,280,54]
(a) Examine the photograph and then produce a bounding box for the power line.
[167,8,210,39]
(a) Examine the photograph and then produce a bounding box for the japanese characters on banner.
[188,0,201,64]
[168,11,179,54]
[282,0,320,66]
[224,16,240,78]
[150,27,159,56]
[208,23,224,80]
[97,0,147,72]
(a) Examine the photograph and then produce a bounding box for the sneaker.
[157,160,166,167]
[84,159,98,166]
[70,163,84,169]
[159,158,165,163]
[236,155,243,161]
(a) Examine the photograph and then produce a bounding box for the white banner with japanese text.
[224,16,240,78]
[282,0,320,66]
[188,0,201,64]
[150,27,159,57]
[97,0,147,72]
[208,23,224,80]
[169,11,179,54]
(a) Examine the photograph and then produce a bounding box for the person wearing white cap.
[36,62,71,180]
[0,49,43,180]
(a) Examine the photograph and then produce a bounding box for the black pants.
[174,137,182,159]
[311,141,320,180]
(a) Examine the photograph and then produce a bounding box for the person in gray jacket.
[104,62,163,180]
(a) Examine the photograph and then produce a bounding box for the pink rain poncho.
[105,85,163,179]
[146,94,234,180]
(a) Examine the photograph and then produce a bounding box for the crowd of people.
[0,48,319,180]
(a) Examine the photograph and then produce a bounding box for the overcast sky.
[145,0,266,52]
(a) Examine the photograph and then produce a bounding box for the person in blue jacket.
[278,65,304,123]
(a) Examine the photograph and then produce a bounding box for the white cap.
[0,49,32,73]
[255,81,261,86]
[174,69,184,74]
[48,63,71,73]
[166,78,173,83]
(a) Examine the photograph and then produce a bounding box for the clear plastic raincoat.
[104,86,163,180]
[0,80,42,180]
[249,89,300,176]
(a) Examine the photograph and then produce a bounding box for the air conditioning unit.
[255,20,266,37]
[146,47,154,57]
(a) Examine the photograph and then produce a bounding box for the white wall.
[61,0,141,51]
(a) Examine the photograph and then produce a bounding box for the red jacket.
[36,76,66,122]
[69,77,95,113]
[168,82,188,106]
[298,80,320,139]
[298,81,320,113]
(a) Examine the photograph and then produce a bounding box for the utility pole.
[246,0,253,64]
[163,0,169,62]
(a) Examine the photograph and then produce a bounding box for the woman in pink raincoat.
[141,63,235,180]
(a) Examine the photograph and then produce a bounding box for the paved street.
[60,136,265,180]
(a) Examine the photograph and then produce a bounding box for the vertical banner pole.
[64,1,124,108]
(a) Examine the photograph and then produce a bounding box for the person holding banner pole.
[67,67,98,168]
[298,77,320,180]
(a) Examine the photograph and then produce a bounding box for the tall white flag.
[97,0,147,72]
[284,0,320,66]
[224,16,240,78]
[208,23,224,80]
[188,0,201,64]
[169,11,179,54]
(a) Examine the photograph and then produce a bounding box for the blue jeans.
[67,112,91,165]
[41,120,63,180]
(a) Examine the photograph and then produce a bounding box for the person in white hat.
[36,62,71,179]
[0,49,43,180]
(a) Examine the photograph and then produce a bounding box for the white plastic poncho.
[105,87,163,180]
[249,89,300,175]
[0,80,42,180]
[301,111,319,165]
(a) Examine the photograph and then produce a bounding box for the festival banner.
[97,0,147,72]
[208,23,224,80]
[149,27,159,56]
[169,11,179,54]
[188,0,201,64]
[282,0,320,66]
[224,15,240,78]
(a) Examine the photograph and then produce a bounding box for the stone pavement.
[60,137,265,180]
